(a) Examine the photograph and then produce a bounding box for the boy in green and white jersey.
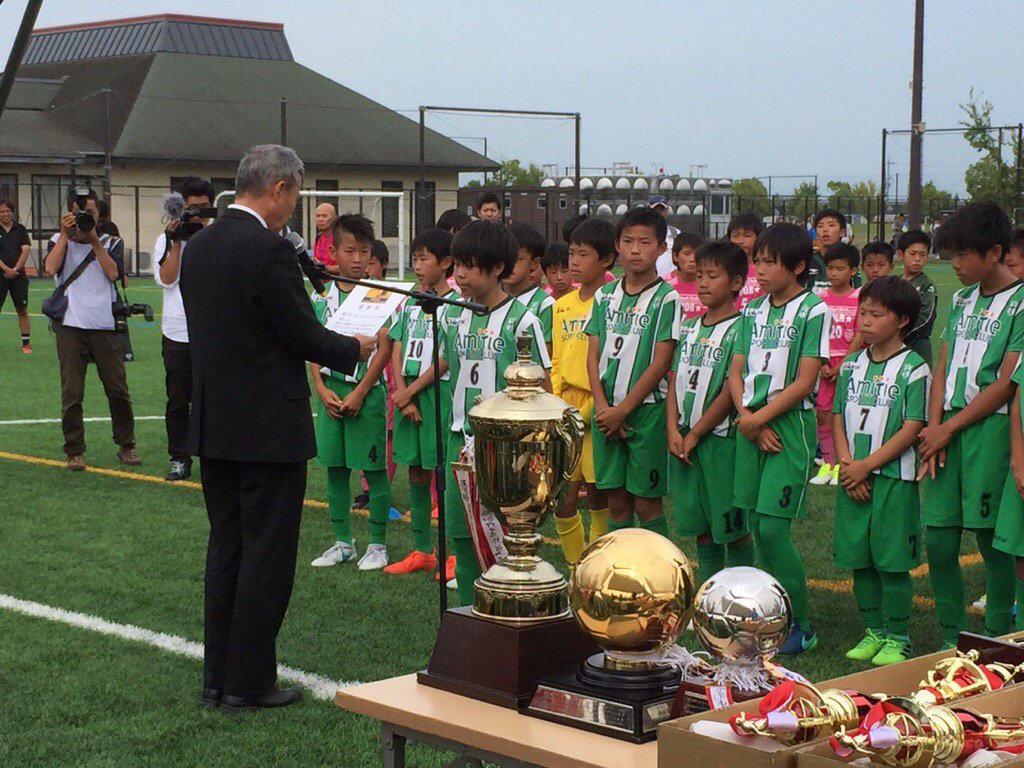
[309,214,394,572]
[586,207,678,535]
[507,222,555,351]
[921,202,1024,645]
[727,222,831,656]
[438,219,550,606]
[666,240,754,584]
[385,227,460,576]
[994,354,1024,630]
[833,276,928,665]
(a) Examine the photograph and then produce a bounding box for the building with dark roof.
[0,14,496,272]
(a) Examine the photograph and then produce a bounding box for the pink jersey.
[736,273,763,309]
[661,271,703,318]
[815,285,860,357]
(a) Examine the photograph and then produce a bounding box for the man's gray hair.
[235,144,304,196]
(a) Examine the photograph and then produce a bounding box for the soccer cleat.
[66,454,86,471]
[357,543,388,571]
[829,463,840,486]
[430,506,438,520]
[351,490,369,510]
[779,622,817,656]
[446,577,458,590]
[871,636,913,666]
[972,594,987,611]
[21,343,32,354]
[809,463,833,486]
[383,550,437,575]
[311,541,357,567]
[845,628,887,661]
[434,555,456,581]
[164,460,191,482]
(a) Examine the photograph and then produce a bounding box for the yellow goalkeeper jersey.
[552,288,595,421]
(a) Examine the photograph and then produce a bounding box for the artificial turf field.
[0,261,995,766]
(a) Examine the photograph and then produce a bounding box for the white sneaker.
[446,577,458,590]
[973,594,987,611]
[358,543,389,571]
[809,463,833,486]
[311,541,357,567]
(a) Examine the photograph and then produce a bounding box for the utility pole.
[906,0,925,229]
[0,0,44,120]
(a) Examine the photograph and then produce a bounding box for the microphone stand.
[328,274,485,619]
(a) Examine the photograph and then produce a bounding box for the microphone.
[162,192,186,221]
[282,227,328,295]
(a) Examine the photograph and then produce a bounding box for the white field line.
[0,593,359,701]
[0,415,165,426]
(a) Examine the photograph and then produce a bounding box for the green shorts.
[921,412,1009,529]
[733,408,816,519]
[994,471,1024,557]
[393,384,451,470]
[669,434,746,544]
[591,401,668,497]
[314,378,388,471]
[444,431,469,539]
[834,475,922,571]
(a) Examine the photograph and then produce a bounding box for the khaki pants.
[55,325,135,456]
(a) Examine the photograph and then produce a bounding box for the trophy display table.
[335,674,659,768]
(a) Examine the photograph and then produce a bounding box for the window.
[32,174,94,236]
[558,198,568,209]
[381,180,402,238]
[536,196,548,210]
[710,194,731,216]
[0,174,16,213]
[414,180,436,235]
[315,179,338,207]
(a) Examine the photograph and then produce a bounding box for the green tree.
[465,158,545,188]
[959,89,1022,218]
[732,178,768,217]
[920,181,956,218]
[785,181,821,222]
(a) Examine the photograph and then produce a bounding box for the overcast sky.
[2,0,1021,193]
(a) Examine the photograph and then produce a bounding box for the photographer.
[154,176,215,481]
[43,188,138,471]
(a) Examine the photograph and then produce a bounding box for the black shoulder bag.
[40,253,96,329]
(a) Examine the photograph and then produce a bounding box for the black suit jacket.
[180,208,359,463]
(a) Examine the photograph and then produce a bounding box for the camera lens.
[75,211,95,232]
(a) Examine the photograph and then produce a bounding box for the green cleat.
[872,636,913,666]
[845,628,886,661]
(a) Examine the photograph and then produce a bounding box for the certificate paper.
[324,281,414,336]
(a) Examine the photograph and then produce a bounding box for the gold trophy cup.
[468,335,585,621]
[912,649,1024,707]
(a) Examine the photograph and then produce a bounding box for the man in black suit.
[180,144,375,713]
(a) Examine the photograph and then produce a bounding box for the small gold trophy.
[832,697,1024,768]
[418,336,594,708]
[731,682,887,745]
[912,649,1024,707]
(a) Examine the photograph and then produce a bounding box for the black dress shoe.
[220,686,302,713]
[200,688,222,707]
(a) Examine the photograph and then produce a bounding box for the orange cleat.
[434,555,456,581]
[383,550,437,575]
[431,506,438,520]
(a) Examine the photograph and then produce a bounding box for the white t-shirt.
[655,224,680,275]
[48,233,123,331]
[153,233,189,343]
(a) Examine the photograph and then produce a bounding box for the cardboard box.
[795,685,1024,768]
[657,632,1024,768]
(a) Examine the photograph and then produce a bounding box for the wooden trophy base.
[418,606,599,709]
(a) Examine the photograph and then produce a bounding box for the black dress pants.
[161,336,192,463]
[200,457,307,696]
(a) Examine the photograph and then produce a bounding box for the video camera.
[72,187,96,233]
[162,192,216,241]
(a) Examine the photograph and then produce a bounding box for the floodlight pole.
[879,129,887,241]
[907,0,926,229]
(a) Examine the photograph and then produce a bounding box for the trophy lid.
[468,335,572,424]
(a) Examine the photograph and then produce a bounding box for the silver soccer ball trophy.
[692,566,791,664]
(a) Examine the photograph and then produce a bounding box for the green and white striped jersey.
[832,347,929,481]
[738,290,830,410]
[671,311,743,437]
[584,277,678,406]
[516,285,555,343]
[442,296,550,435]
[387,289,460,380]
[940,281,1024,413]
[311,284,386,386]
